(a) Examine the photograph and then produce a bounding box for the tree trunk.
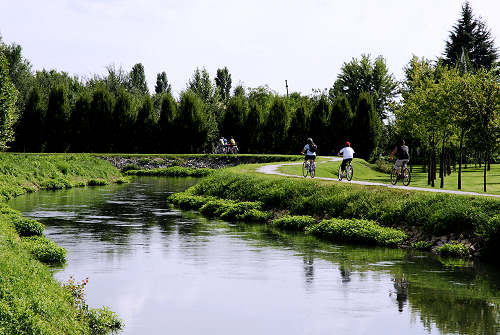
[458,129,464,190]
[440,136,446,188]
[484,155,487,192]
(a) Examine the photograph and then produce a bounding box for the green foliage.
[12,216,44,236]
[305,218,407,247]
[0,213,122,335]
[0,52,18,151]
[443,1,498,70]
[272,215,316,231]
[155,71,171,95]
[263,96,289,153]
[215,67,232,101]
[168,193,212,210]
[437,242,471,258]
[124,166,214,177]
[87,179,109,186]
[331,54,397,119]
[87,307,123,335]
[411,241,433,250]
[353,92,381,159]
[22,235,66,264]
[189,171,500,238]
[129,63,149,95]
[45,85,70,152]
[0,153,123,202]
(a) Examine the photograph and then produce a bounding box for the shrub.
[87,307,124,335]
[235,208,271,222]
[272,215,316,231]
[12,217,44,236]
[87,179,109,186]
[219,201,263,221]
[40,177,72,190]
[411,241,432,251]
[437,242,471,258]
[305,218,407,247]
[22,236,67,264]
[199,199,236,217]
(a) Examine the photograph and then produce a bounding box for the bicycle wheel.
[310,162,315,178]
[338,165,343,180]
[402,168,411,186]
[346,164,353,181]
[390,168,398,185]
[302,162,309,177]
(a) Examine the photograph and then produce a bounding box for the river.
[8,177,500,335]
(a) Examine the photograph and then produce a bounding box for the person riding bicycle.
[337,142,354,179]
[390,139,410,176]
[301,138,317,168]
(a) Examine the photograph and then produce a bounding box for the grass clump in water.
[305,218,407,247]
[411,241,433,251]
[437,243,471,258]
[272,215,316,231]
[124,166,214,177]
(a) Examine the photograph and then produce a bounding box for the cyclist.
[390,139,410,176]
[337,141,354,179]
[301,138,317,170]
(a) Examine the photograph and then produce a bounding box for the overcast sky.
[1,0,499,96]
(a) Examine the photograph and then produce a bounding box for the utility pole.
[285,80,289,97]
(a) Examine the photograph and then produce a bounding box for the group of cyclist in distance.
[301,138,411,185]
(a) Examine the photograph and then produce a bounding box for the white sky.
[1,0,499,97]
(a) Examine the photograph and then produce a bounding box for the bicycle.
[390,161,411,186]
[338,160,353,181]
[302,160,316,178]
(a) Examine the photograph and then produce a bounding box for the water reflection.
[8,177,500,335]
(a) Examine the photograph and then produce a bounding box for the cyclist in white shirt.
[338,142,354,178]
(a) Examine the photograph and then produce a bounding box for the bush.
[305,218,407,247]
[87,179,109,186]
[168,193,212,210]
[12,217,44,236]
[411,241,432,251]
[122,163,140,172]
[22,236,67,264]
[437,242,471,258]
[199,199,236,217]
[87,307,123,335]
[272,215,316,231]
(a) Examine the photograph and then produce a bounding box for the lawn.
[278,158,500,195]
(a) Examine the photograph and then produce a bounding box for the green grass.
[0,153,124,201]
[278,158,500,195]
[0,203,122,334]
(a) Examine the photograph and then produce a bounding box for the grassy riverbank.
[279,158,500,195]
[170,170,500,259]
[0,153,125,334]
[0,153,127,201]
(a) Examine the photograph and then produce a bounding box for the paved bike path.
[256,156,500,198]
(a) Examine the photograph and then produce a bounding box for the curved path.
[256,156,500,198]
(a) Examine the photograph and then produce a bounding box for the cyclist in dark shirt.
[390,140,410,175]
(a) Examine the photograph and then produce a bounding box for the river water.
[8,177,500,335]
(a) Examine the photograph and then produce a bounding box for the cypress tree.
[288,103,309,155]
[69,91,92,152]
[45,85,70,152]
[113,89,136,153]
[16,86,43,152]
[245,100,263,153]
[159,92,177,153]
[136,95,157,153]
[309,95,330,153]
[90,87,114,152]
[263,96,288,153]
[352,92,380,160]
[329,94,353,151]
